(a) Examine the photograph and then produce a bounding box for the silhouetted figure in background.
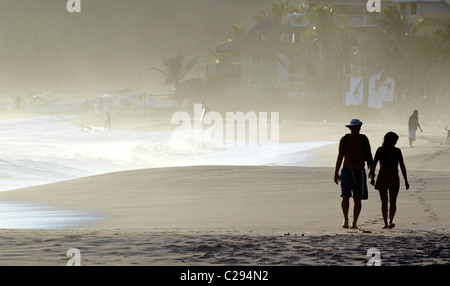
[99,97,104,112]
[445,126,450,144]
[15,95,22,111]
[408,110,422,147]
[373,132,409,229]
[105,112,111,130]
[84,98,89,113]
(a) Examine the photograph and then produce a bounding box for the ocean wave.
[0,115,336,192]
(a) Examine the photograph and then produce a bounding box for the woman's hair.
[383,131,399,147]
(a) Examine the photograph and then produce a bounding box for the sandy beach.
[0,113,449,267]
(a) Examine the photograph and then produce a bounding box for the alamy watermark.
[66,1,380,14]
[171,104,280,158]
[66,248,81,266]
[65,1,380,13]
[366,0,381,13]
[65,247,381,266]
[367,248,381,266]
[67,0,81,13]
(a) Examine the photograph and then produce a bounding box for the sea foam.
[0,115,336,192]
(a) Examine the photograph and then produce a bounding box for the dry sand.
[0,114,448,267]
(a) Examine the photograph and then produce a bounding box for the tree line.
[151,1,449,106]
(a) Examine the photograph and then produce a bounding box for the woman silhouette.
[373,132,409,229]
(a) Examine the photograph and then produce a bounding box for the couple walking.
[334,119,409,229]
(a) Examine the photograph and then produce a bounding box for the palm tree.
[300,4,353,97]
[222,23,246,43]
[149,55,198,91]
[206,23,246,65]
[359,6,427,98]
[256,0,307,24]
[425,24,450,104]
[303,5,352,65]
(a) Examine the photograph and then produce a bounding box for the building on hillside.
[392,0,450,35]
[206,0,449,108]
[206,18,285,99]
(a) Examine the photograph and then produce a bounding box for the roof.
[216,18,289,54]
[307,0,368,5]
[392,0,444,2]
[306,0,392,6]
[392,0,449,4]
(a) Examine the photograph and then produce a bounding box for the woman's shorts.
[375,172,400,191]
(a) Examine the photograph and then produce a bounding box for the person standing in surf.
[373,132,409,229]
[334,119,374,229]
[105,112,111,130]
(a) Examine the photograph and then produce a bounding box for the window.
[251,53,262,65]
[399,3,406,16]
[410,3,417,15]
[248,77,260,86]
[232,53,242,65]
[288,63,300,75]
[307,65,317,77]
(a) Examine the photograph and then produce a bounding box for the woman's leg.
[388,187,400,228]
[378,189,389,228]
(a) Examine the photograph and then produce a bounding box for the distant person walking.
[105,112,111,130]
[15,95,22,111]
[408,110,422,147]
[99,97,104,112]
[84,98,89,113]
[373,132,409,229]
[334,119,375,229]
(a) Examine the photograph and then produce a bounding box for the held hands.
[334,172,340,185]
[368,172,375,186]
[336,171,410,190]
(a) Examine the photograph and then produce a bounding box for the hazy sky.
[0,0,275,93]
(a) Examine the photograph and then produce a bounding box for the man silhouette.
[334,119,374,229]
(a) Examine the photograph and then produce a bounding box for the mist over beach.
[0,0,449,268]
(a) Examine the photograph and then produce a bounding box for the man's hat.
[345,119,363,127]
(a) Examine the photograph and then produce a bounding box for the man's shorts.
[340,168,368,200]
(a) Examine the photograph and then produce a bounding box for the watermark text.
[171,104,279,158]
[366,0,381,13]
[67,0,81,13]
[367,248,381,266]
[66,248,81,266]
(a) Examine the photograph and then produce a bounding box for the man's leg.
[341,196,350,228]
[352,198,362,228]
